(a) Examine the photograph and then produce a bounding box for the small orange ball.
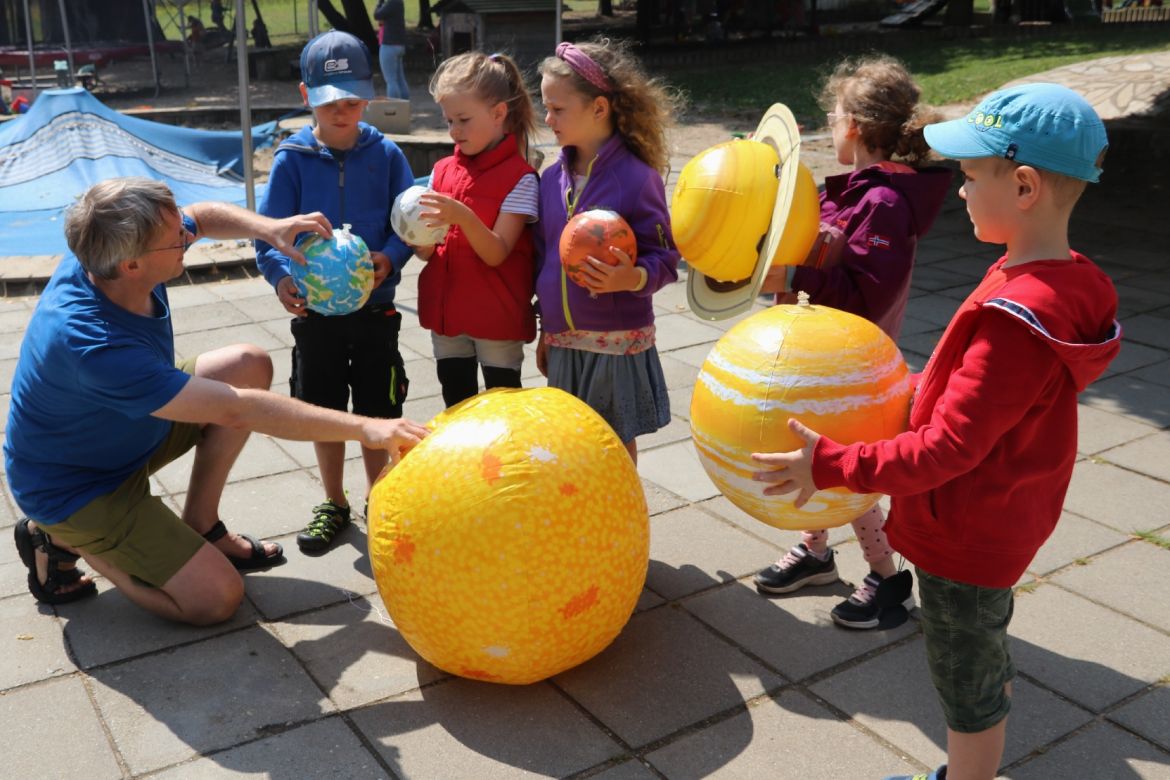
[559,209,638,288]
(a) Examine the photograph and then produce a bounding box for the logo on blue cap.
[923,83,1108,183]
[300,30,374,108]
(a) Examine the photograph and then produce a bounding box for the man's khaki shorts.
[41,357,206,588]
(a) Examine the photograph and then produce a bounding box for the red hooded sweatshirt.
[812,252,1121,588]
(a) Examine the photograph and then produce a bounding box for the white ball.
[391,185,450,246]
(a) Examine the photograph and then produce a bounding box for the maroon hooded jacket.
[789,163,954,339]
[812,252,1121,588]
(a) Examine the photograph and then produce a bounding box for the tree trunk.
[418,0,435,29]
[944,0,974,25]
[637,0,658,42]
[316,0,379,53]
[600,0,615,17]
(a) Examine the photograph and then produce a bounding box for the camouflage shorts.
[916,567,1016,733]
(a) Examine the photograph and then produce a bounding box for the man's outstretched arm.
[154,376,428,464]
[185,202,332,265]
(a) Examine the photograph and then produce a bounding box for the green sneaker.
[297,500,351,552]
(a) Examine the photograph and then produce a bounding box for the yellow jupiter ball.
[690,298,913,530]
[368,387,649,685]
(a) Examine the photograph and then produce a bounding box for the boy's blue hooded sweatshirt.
[256,123,415,307]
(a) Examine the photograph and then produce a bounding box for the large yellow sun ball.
[690,300,912,530]
[368,387,649,685]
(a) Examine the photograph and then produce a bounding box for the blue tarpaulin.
[0,88,274,257]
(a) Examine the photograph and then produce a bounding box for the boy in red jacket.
[750,83,1121,780]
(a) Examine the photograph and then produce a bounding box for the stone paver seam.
[633,429,692,457]
[66,621,260,679]
[250,589,395,647]
[253,620,405,780]
[1093,436,1170,478]
[1018,571,1170,639]
[1008,666,1110,721]
[590,620,936,779]
[667,593,941,769]
[789,683,939,776]
[605,686,798,773]
[1023,534,1136,580]
[689,502,787,552]
[1075,459,1170,504]
[1100,678,1170,727]
[684,495,867,556]
[73,666,136,779]
[543,679,667,779]
[994,719,1102,777]
[130,711,387,780]
[565,756,666,780]
[1000,705,1170,777]
[222,454,312,485]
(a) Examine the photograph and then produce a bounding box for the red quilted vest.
[419,135,537,342]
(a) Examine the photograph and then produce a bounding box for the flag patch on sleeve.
[867,234,891,248]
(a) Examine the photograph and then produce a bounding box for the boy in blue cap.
[750,83,1122,780]
[257,30,416,553]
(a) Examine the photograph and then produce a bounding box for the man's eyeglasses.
[826,112,847,125]
[146,230,193,254]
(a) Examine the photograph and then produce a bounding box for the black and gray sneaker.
[297,499,351,553]
[753,543,839,594]
[831,569,915,630]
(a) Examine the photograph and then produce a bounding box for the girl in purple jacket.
[535,38,681,464]
[754,56,953,630]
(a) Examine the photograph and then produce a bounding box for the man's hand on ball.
[750,419,822,508]
[267,212,332,265]
[366,418,431,465]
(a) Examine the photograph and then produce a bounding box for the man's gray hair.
[64,178,178,280]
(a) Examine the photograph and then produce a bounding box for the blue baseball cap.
[300,30,375,107]
[924,83,1108,183]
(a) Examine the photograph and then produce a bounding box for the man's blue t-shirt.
[3,217,197,524]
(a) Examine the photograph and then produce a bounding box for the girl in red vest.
[414,52,539,407]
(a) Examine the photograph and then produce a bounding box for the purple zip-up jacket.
[536,135,679,334]
[789,164,953,339]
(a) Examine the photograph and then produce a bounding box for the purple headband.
[555,42,612,93]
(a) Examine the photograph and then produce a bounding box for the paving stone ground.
[1,52,1168,779]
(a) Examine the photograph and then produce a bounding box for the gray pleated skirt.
[546,345,672,443]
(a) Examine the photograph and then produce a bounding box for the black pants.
[290,305,408,418]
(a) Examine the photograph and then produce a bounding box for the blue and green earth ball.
[291,225,375,315]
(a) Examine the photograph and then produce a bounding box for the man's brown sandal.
[202,520,285,571]
[13,518,98,605]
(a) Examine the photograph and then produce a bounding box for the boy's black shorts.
[290,305,408,419]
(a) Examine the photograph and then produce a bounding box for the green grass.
[666,26,1170,125]
[1134,530,1170,550]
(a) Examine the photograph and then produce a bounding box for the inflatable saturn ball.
[675,103,912,530]
[690,294,913,530]
[367,387,649,684]
[671,103,820,323]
